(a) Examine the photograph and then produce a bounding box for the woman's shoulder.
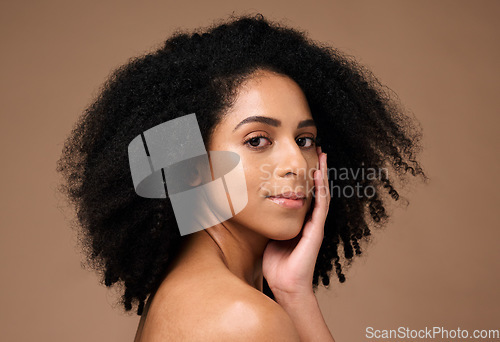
[139,266,300,341]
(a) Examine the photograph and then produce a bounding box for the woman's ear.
[185,156,214,188]
[186,164,203,187]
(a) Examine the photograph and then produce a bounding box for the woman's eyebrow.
[297,119,315,129]
[233,116,315,132]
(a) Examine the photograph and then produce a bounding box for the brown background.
[1,1,498,341]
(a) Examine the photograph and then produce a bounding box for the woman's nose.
[275,140,308,179]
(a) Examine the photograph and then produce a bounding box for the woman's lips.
[267,196,305,209]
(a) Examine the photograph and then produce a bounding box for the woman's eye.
[244,135,316,149]
[297,137,316,148]
[245,135,271,149]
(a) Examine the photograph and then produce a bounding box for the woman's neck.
[178,222,269,291]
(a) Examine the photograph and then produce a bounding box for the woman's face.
[207,70,319,240]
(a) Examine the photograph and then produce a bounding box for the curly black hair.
[56,13,426,316]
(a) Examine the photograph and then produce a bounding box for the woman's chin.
[267,224,303,241]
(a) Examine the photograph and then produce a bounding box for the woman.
[57,14,426,341]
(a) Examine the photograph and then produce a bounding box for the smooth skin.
[134,69,334,341]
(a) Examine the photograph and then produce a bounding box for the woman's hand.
[262,146,330,302]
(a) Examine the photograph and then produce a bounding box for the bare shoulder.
[139,268,300,341]
[205,284,301,342]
